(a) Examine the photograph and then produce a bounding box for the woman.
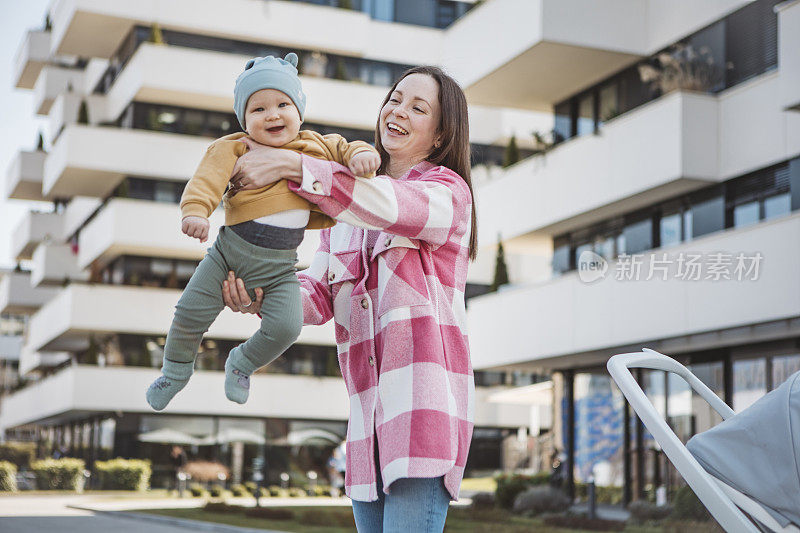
[222,66,477,532]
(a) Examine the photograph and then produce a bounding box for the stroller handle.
[607,348,759,533]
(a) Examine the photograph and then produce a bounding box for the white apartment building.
[1,0,540,489]
[3,0,798,504]
[463,0,800,504]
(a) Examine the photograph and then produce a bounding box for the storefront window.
[733,358,767,411]
[772,354,800,389]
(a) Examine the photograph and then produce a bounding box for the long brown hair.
[374,66,478,260]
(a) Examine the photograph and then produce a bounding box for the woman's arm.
[291,156,471,248]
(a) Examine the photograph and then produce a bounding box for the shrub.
[184,461,229,483]
[305,485,331,497]
[0,442,36,468]
[30,458,85,490]
[94,458,151,491]
[512,486,571,516]
[204,502,238,513]
[671,485,711,521]
[575,483,624,505]
[208,484,226,497]
[244,507,294,520]
[244,481,257,494]
[628,500,673,523]
[189,483,208,497]
[0,461,17,491]
[268,485,286,497]
[543,514,626,531]
[288,487,306,497]
[494,472,550,509]
[230,484,249,497]
[471,492,496,510]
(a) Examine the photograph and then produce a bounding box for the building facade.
[2,0,542,488]
[4,0,798,503]
[466,0,800,504]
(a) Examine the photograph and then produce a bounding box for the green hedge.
[575,482,624,505]
[494,472,550,509]
[0,442,36,468]
[0,461,17,491]
[30,458,85,490]
[94,458,151,491]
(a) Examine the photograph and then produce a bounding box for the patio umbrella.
[137,428,202,446]
[198,428,266,445]
[687,371,800,528]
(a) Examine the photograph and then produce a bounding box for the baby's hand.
[182,216,210,242]
[348,151,381,177]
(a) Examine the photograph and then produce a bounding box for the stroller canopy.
[687,371,800,527]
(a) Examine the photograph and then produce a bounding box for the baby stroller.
[607,348,800,533]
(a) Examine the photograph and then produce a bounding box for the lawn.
[136,505,723,533]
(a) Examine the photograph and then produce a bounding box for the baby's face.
[244,88,301,146]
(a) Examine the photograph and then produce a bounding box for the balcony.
[11,211,64,261]
[18,346,71,376]
[104,43,388,130]
[477,91,720,243]
[4,150,46,202]
[0,336,23,362]
[77,199,225,269]
[25,283,335,353]
[47,92,106,142]
[49,0,439,66]
[778,0,800,111]
[0,365,349,428]
[32,65,85,115]
[467,212,800,371]
[444,0,754,110]
[43,125,207,198]
[0,272,59,315]
[30,243,89,287]
[1,363,531,429]
[62,196,102,239]
[13,29,51,90]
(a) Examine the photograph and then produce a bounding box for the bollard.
[588,479,597,519]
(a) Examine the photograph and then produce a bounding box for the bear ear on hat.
[245,58,256,70]
[284,52,298,68]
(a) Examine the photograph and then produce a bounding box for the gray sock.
[224,353,251,404]
[146,375,189,411]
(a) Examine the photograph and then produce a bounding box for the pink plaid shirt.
[291,156,475,502]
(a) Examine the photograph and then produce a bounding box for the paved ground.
[0,494,294,533]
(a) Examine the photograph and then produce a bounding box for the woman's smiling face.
[378,73,441,169]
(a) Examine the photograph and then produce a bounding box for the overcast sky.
[0,0,52,269]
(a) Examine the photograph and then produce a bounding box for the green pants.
[161,226,302,381]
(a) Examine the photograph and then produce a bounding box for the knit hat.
[233,52,306,129]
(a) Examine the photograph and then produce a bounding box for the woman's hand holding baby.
[229,138,303,195]
[348,151,381,177]
[182,216,210,242]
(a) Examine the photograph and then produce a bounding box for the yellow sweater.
[180,131,376,229]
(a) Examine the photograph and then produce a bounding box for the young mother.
[222,66,477,532]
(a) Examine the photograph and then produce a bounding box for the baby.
[146,53,380,410]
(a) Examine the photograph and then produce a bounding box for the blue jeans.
[351,448,450,532]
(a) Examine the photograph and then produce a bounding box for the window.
[552,242,571,274]
[772,354,800,389]
[622,217,652,255]
[576,93,595,136]
[553,101,573,143]
[733,201,759,228]
[690,194,725,238]
[598,83,619,124]
[659,212,682,248]
[764,193,790,220]
[733,358,767,411]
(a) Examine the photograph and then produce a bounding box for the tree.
[36,131,45,152]
[148,22,166,45]
[77,100,89,125]
[503,135,520,168]
[489,239,510,292]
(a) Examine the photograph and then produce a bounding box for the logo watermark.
[577,251,763,283]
